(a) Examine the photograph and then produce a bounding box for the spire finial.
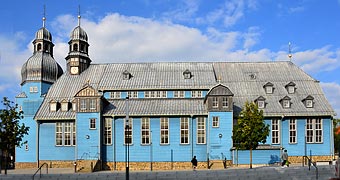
[42,5,46,28]
[288,42,292,61]
[78,5,81,26]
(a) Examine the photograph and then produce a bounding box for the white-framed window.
[258,100,265,109]
[72,101,77,111]
[61,102,68,112]
[50,102,57,112]
[191,91,202,98]
[289,119,297,144]
[33,86,38,93]
[266,86,273,94]
[180,117,189,144]
[56,122,63,146]
[55,122,76,146]
[174,91,185,98]
[306,118,323,143]
[306,100,313,108]
[212,116,219,127]
[272,119,280,144]
[288,86,295,94]
[124,118,133,145]
[104,118,112,145]
[197,117,206,144]
[90,118,96,129]
[128,91,138,98]
[110,92,121,99]
[29,86,38,93]
[283,100,290,108]
[64,122,72,146]
[90,99,96,110]
[145,91,167,98]
[222,97,228,108]
[160,117,169,145]
[212,97,218,108]
[141,117,150,145]
[80,99,86,110]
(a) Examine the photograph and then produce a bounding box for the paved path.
[0,164,337,180]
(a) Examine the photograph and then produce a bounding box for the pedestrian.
[281,149,289,168]
[191,156,198,170]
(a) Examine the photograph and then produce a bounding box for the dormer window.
[302,95,314,108]
[255,96,266,109]
[280,96,291,108]
[61,99,69,112]
[263,82,274,94]
[285,82,296,94]
[183,69,192,79]
[123,70,132,80]
[50,100,58,112]
[72,99,77,111]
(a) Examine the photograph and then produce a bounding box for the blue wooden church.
[15,14,336,170]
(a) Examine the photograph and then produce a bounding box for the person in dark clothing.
[191,156,198,170]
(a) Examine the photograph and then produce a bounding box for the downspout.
[36,121,40,168]
[280,115,284,159]
[331,117,334,160]
[113,116,116,170]
[191,115,194,159]
[207,114,210,167]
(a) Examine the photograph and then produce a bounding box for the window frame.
[55,122,76,146]
[197,117,206,144]
[180,117,189,144]
[174,91,185,98]
[90,118,96,129]
[141,117,150,145]
[271,119,280,144]
[104,118,112,145]
[212,97,218,108]
[289,119,297,144]
[160,117,169,145]
[222,97,228,108]
[212,116,219,128]
[306,118,323,143]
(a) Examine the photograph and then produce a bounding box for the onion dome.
[70,26,88,42]
[21,52,63,85]
[35,27,52,42]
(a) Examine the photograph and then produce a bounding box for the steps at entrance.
[76,160,100,172]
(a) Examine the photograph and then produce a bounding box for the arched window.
[37,43,42,51]
[73,44,78,51]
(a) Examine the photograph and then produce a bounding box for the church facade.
[15,15,336,170]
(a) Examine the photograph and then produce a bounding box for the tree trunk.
[4,150,7,175]
[250,147,253,169]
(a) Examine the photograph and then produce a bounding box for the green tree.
[232,101,270,169]
[0,97,29,174]
[333,118,340,154]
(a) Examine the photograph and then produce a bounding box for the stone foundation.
[14,155,333,170]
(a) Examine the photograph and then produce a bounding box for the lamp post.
[125,96,129,180]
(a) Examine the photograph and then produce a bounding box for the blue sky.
[0,0,339,117]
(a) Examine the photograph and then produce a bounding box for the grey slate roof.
[34,61,335,120]
[103,99,207,117]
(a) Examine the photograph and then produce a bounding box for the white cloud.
[321,82,340,118]
[206,0,257,28]
[291,47,339,74]
[161,0,200,23]
[0,34,31,99]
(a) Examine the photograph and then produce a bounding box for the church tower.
[16,10,63,166]
[65,12,91,75]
